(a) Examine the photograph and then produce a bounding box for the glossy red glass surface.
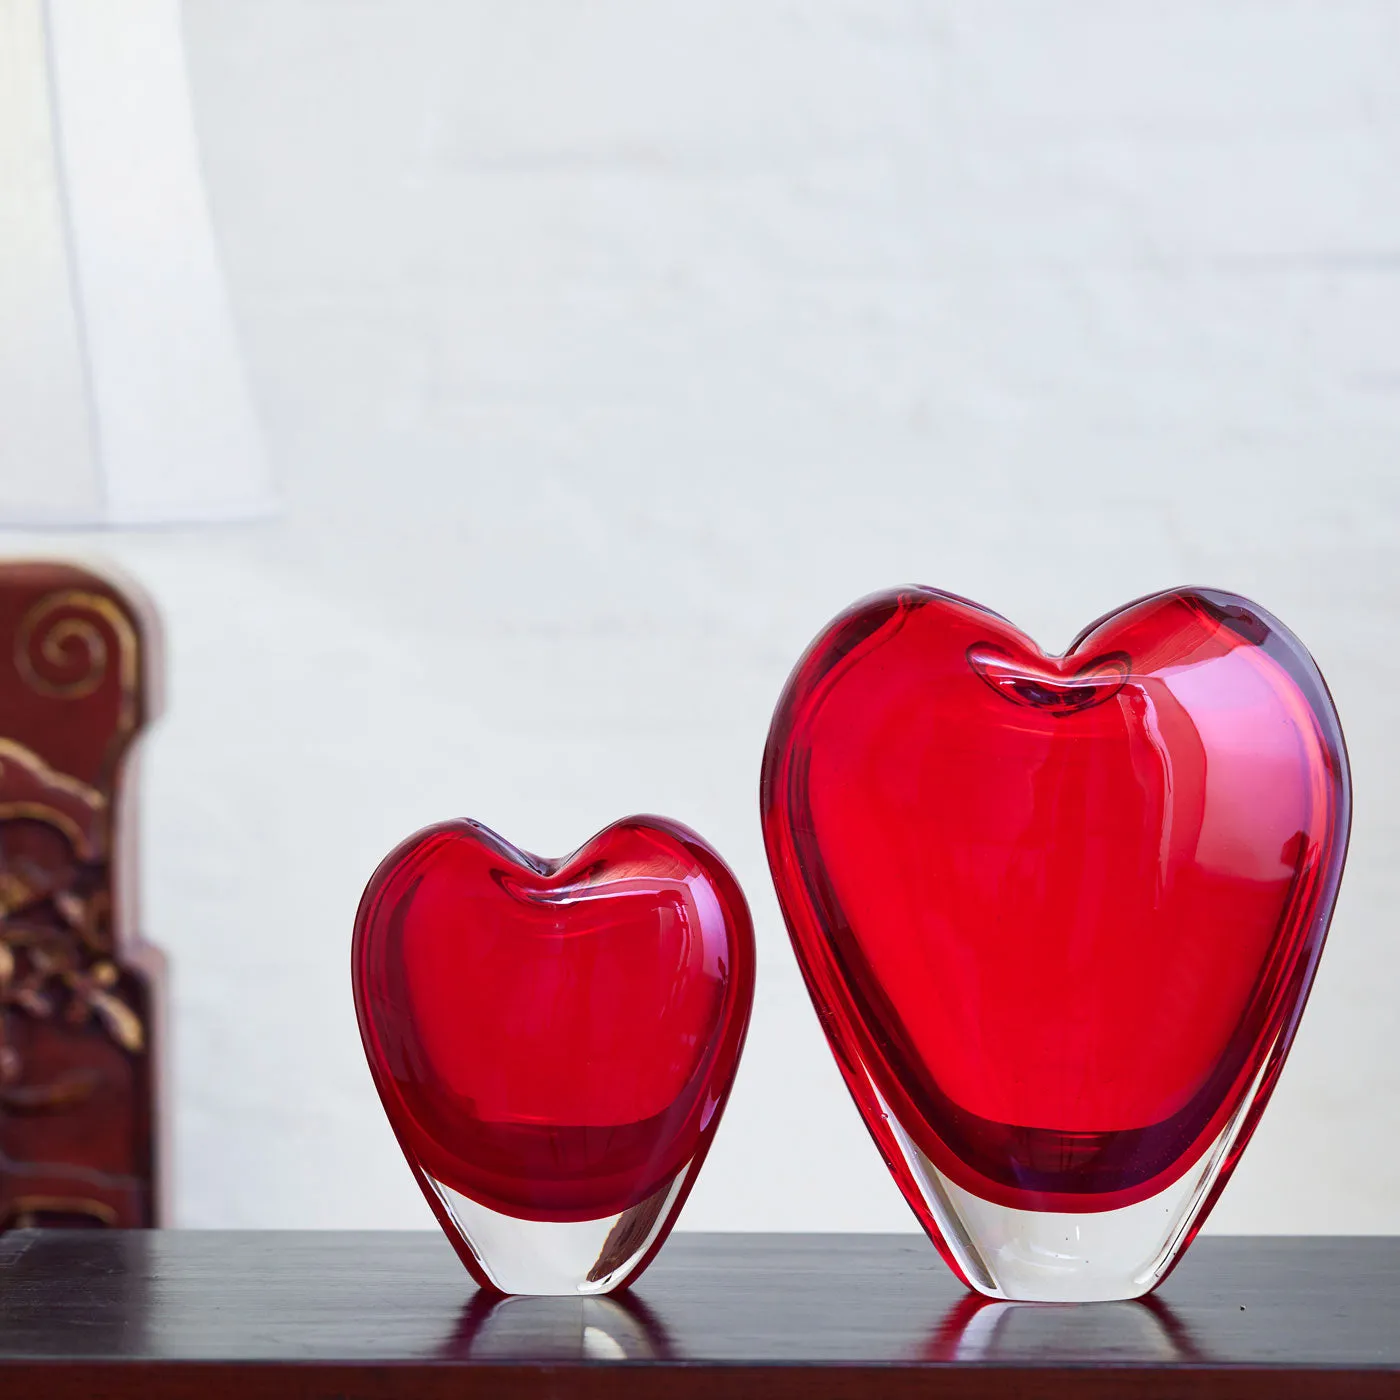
[763,589,1349,1235]
[353,816,755,1231]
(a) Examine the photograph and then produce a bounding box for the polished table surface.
[1,1231,1398,1397]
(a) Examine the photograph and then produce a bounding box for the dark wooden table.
[1,1231,1398,1398]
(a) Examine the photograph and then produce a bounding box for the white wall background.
[8,0,1399,1233]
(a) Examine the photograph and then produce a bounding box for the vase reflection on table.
[446,1290,673,1362]
[923,1291,1200,1363]
[763,586,1350,1302]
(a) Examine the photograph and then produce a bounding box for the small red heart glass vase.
[353,816,755,1296]
[762,588,1349,1302]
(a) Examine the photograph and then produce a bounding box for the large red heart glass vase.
[353,815,755,1295]
[762,588,1349,1301]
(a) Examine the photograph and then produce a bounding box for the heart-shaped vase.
[353,815,755,1295]
[762,587,1349,1301]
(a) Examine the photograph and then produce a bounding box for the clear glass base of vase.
[423,1169,688,1296]
[876,1064,1267,1302]
[924,1164,1216,1302]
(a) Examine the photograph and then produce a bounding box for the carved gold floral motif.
[0,739,144,1105]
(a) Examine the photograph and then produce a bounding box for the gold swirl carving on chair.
[15,590,139,739]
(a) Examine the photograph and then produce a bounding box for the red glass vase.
[353,816,755,1295]
[762,587,1349,1301]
